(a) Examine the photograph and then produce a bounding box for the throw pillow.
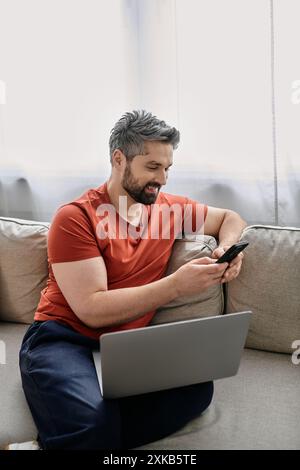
[150,235,224,325]
[0,217,49,324]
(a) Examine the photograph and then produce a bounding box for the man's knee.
[168,380,214,426]
[185,380,214,413]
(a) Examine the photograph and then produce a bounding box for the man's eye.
[147,167,171,171]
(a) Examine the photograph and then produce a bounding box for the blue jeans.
[19,320,214,450]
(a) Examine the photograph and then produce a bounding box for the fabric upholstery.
[2,319,299,450]
[0,217,49,324]
[227,225,300,354]
[0,322,37,447]
[137,348,300,450]
[150,235,224,325]
[1,217,300,449]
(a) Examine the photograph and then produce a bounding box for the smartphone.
[216,241,249,264]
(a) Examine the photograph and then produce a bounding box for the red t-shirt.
[34,181,208,339]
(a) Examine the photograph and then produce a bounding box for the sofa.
[0,216,299,450]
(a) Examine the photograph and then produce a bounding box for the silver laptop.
[93,311,252,399]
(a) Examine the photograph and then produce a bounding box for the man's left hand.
[211,245,244,283]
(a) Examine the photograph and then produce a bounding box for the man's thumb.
[212,247,226,259]
[191,256,215,264]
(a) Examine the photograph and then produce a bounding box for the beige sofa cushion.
[150,235,224,325]
[137,348,300,450]
[0,322,38,447]
[227,225,300,354]
[0,217,49,324]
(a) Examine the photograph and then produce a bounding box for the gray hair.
[109,109,180,163]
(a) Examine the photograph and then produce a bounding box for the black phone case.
[216,241,249,264]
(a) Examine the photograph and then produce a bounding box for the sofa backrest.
[1,216,299,356]
[227,225,300,354]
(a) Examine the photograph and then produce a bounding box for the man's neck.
[106,178,143,226]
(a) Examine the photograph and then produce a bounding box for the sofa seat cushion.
[227,225,300,354]
[2,321,299,450]
[150,235,224,325]
[136,348,300,450]
[0,322,37,448]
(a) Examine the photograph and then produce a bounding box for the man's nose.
[156,170,168,186]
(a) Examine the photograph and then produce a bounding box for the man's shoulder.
[72,181,108,206]
[54,182,108,218]
[52,184,108,227]
[158,191,203,208]
[158,191,188,206]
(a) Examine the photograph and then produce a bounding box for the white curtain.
[0,0,142,219]
[0,0,299,226]
[0,0,140,180]
[137,0,300,226]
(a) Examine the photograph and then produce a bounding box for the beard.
[121,162,161,205]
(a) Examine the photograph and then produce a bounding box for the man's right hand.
[171,257,228,297]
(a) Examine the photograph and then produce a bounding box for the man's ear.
[112,149,126,169]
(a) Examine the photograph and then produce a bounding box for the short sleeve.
[182,197,208,236]
[47,203,101,263]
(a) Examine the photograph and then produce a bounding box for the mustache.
[144,183,161,189]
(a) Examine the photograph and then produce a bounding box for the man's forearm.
[84,274,178,329]
[217,210,247,248]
